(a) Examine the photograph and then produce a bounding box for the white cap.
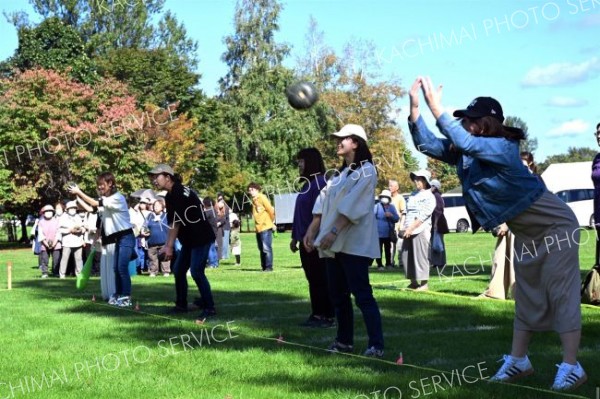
[410,169,431,185]
[65,201,78,210]
[331,124,368,142]
[379,189,392,199]
[430,179,441,190]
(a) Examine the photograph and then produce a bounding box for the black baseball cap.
[453,97,504,123]
[454,96,524,138]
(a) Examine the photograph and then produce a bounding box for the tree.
[17,0,197,66]
[538,147,597,174]
[0,68,160,238]
[216,0,326,199]
[296,20,415,191]
[504,115,538,154]
[7,17,96,83]
[427,158,461,192]
[7,0,200,110]
[95,47,201,112]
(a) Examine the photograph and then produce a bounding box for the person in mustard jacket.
[248,182,275,272]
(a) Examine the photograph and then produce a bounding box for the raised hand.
[421,76,445,119]
[408,77,422,122]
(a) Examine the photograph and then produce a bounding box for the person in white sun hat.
[373,189,399,270]
[401,169,436,291]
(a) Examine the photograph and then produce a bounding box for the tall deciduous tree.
[7,17,96,83]
[0,68,157,237]
[7,0,200,110]
[297,19,415,191]
[95,47,201,111]
[216,0,326,200]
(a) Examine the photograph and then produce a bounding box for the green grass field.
[0,232,598,399]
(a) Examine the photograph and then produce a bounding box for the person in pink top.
[37,204,62,278]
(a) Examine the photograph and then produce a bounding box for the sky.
[1,0,599,164]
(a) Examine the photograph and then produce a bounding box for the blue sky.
[1,0,599,164]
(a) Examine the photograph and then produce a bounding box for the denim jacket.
[408,113,545,231]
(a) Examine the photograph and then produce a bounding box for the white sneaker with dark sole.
[551,362,587,391]
[489,355,534,383]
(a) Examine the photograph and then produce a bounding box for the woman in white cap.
[58,200,86,278]
[374,189,400,270]
[304,124,384,358]
[401,170,436,290]
[408,76,586,391]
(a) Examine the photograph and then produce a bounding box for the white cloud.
[546,119,590,137]
[545,96,588,107]
[521,57,600,87]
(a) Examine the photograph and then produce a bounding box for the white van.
[441,193,471,232]
[555,188,595,227]
[541,162,594,228]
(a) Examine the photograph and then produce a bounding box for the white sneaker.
[108,295,118,305]
[163,273,170,277]
[489,355,534,382]
[551,362,587,391]
[116,296,132,307]
[149,273,156,278]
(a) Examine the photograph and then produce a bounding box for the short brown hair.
[247,182,261,191]
[97,172,118,194]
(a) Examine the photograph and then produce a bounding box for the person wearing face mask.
[374,190,400,270]
[58,201,86,279]
[401,170,436,290]
[37,204,62,278]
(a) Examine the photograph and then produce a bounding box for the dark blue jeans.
[255,230,273,270]
[326,252,384,350]
[173,243,214,310]
[114,232,135,297]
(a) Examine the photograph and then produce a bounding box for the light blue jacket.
[408,113,545,231]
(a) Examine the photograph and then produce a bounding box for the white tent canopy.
[540,161,593,193]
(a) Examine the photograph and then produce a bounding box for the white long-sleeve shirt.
[59,213,85,248]
[403,189,436,235]
[313,162,379,259]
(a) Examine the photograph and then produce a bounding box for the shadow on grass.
[13,272,600,398]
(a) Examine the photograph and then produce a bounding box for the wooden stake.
[7,261,13,290]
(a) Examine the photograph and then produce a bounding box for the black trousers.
[376,237,392,267]
[299,242,334,318]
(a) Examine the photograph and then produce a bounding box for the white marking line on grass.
[14,289,587,399]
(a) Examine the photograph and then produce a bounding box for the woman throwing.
[69,173,135,307]
[407,77,585,391]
